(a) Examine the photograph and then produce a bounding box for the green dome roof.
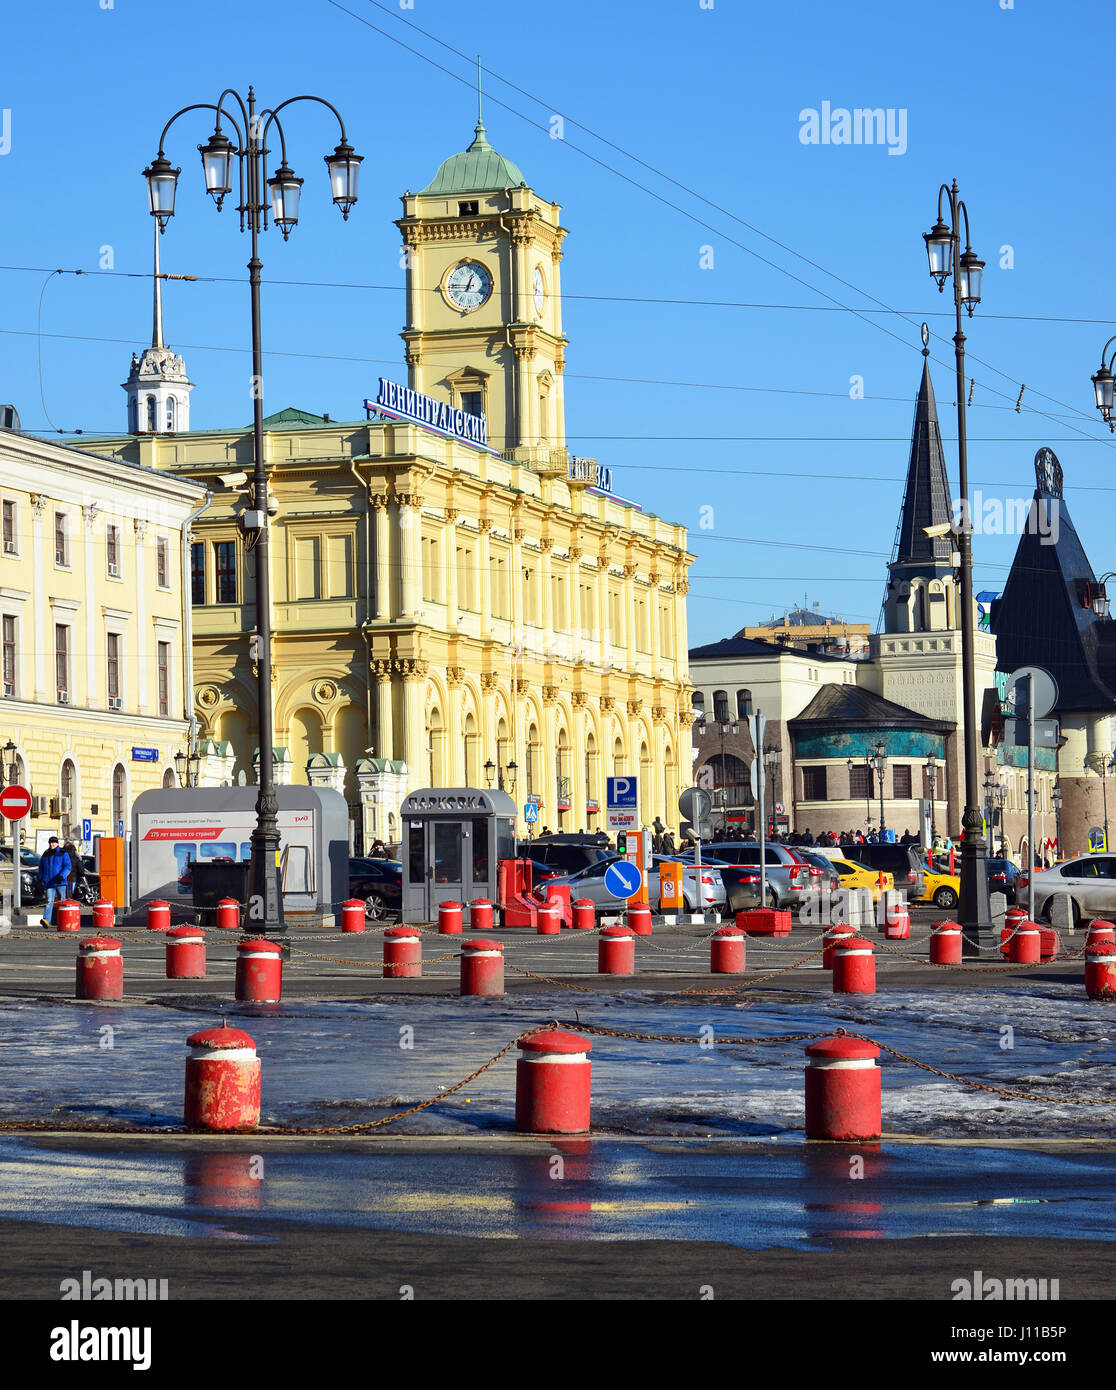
[421,121,526,195]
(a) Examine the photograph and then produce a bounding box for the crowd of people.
[37,836,89,928]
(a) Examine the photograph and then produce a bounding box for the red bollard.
[627,903,652,936]
[710,924,746,973]
[571,898,595,931]
[215,898,240,931]
[822,925,856,970]
[737,908,791,937]
[383,925,422,978]
[805,1036,881,1140]
[833,936,876,995]
[930,921,963,965]
[184,1022,261,1132]
[92,899,115,932]
[340,899,365,933]
[146,900,171,933]
[460,938,504,996]
[235,937,283,1002]
[536,901,561,935]
[598,923,635,975]
[76,936,123,1001]
[55,899,81,933]
[1085,945,1116,1000]
[515,1029,592,1134]
[166,925,206,980]
[883,903,910,940]
[1009,925,1040,964]
[438,901,463,935]
[1001,905,1028,957]
[1086,919,1116,950]
[1040,926,1061,961]
[469,898,494,932]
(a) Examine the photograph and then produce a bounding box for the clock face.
[533,266,545,316]
[445,261,492,312]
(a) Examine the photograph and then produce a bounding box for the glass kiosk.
[401,787,517,923]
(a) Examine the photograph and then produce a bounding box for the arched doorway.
[111,763,128,835]
[556,726,570,827]
[59,758,77,841]
[162,767,177,789]
[426,706,445,786]
[464,710,479,787]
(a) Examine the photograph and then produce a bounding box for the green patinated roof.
[262,407,327,427]
[420,121,526,195]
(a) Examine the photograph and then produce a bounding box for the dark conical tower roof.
[892,356,954,570]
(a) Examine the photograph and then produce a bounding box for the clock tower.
[397,117,568,462]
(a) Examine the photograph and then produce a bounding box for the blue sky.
[1,0,1113,647]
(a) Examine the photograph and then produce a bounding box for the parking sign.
[606,776,637,831]
[82,817,92,844]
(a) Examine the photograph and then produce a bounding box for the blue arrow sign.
[604,860,643,899]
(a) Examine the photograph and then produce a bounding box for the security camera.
[922,520,954,538]
[217,471,248,488]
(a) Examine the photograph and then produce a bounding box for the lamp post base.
[958,806,994,959]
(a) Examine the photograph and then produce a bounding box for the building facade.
[77,118,694,848]
[0,426,206,848]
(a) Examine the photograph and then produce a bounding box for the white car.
[1024,855,1116,927]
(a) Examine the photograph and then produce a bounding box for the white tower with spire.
[123,226,193,434]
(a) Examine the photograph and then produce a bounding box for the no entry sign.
[0,784,31,820]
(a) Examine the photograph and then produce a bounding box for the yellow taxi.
[914,863,961,910]
[820,855,895,904]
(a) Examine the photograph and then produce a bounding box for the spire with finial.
[468,53,493,152]
[122,225,193,434]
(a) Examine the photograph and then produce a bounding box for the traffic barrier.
[146,900,171,933]
[930,921,962,965]
[822,925,856,969]
[627,902,652,936]
[340,899,365,933]
[736,908,792,937]
[515,1029,592,1134]
[1001,905,1028,957]
[166,925,206,980]
[805,1036,881,1141]
[55,899,81,933]
[469,898,494,932]
[598,923,635,975]
[215,898,240,931]
[883,902,910,940]
[384,925,422,978]
[184,1022,261,1132]
[1039,926,1061,961]
[572,898,595,931]
[1086,920,1116,951]
[536,901,561,936]
[76,935,123,1001]
[1008,924,1041,965]
[91,899,115,932]
[710,924,746,974]
[235,937,283,1003]
[1085,945,1116,1000]
[833,936,876,995]
[460,938,504,997]
[438,901,463,935]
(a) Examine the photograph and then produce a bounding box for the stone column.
[30,494,47,701]
[596,551,610,668]
[571,693,589,829]
[445,509,459,629]
[372,660,394,759]
[82,505,98,707]
[400,660,428,788]
[396,492,421,619]
[371,493,390,620]
[134,519,149,713]
[538,536,554,637]
[477,519,495,639]
[446,668,466,784]
[649,568,663,677]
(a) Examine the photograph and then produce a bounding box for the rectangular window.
[893,765,912,799]
[491,551,509,619]
[580,583,595,638]
[157,641,170,718]
[191,542,206,604]
[106,524,120,575]
[461,390,483,415]
[802,766,828,801]
[294,536,320,600]
[156,536,170,588]
[326,534,353,598]
[2,499,16,555]
[552,573,567,632]
[609,587,623,646]
[634,594,650,652]
[523,568,540,626]
[849,765,874,800]
[421,535,441,603]
[2,615,14,696]
[659,603,672,659]
[54,512,69,567]
[456,545,476,612]
[215,541,237,604]
[54,624,69,701]
[106,632,120,700]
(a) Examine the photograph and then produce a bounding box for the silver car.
[1027,855,1116,927]
[701,841,820,911]
[536,855,727,916]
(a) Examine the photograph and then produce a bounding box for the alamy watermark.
[799,102,907,156]
[953,493,1059,544]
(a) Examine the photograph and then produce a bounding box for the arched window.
[146,396,157,432]
[162,766,177,789]
[585,731,598,805]
[736,688,752,718]
[691,690,705,719]
[166,397,176,431]
[712,689,730,724]
[111,763,127,832]
[129,398,138,433]
[613,735,626,777]
[704,753,752,827]
[60,758,76,841]
[526,721,541,795]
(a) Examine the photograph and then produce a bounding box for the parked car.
[519,835,614,877]
[701,841,819,910]
[986,858,1020,905]
[536,854,727,916]
[913,865,961,910]
[795,849,841,894]
[1024,855,1116,927]
[839,843,925,900]
[678,854,763,914]
[813,849,895,903]
[0,845,43,904]
[348,857,403,922]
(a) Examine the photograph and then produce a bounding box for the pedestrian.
[63,841,85,900]
[38,835,70,929]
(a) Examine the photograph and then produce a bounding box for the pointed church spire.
[893,333,954,569]
[122,225,193,434]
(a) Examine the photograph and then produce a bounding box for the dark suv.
[841,843,924,899]
[518,835,614,877]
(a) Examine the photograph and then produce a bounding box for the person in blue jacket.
[38,836,70,928]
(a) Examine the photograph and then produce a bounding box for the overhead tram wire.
[327,0,1110,442]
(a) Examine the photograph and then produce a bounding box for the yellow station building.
[77,116,694,847]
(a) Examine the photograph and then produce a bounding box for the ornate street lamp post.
[718,717,739,834]
[144,88,361,933]
[923,179,992,951]
[871,739,888,837]
[924,754,939,844]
